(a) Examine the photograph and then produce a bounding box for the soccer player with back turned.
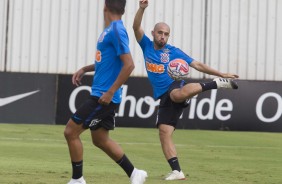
[64,0,147,184]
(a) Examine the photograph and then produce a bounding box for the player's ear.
[103,4,108,12]
[151,30,154,37]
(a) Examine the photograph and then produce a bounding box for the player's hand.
[221,73,239,79]
[98,91,114,105]
[139,0,148,9]
[72,68,85,86]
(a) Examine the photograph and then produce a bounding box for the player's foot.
[213,78,238,89]
[164,170,186,180]
[67,176,86,184]
[130,168,148,184]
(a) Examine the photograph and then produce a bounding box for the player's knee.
[64,124,79,140]
[64,127,73,140]
[170,90,186,103]
[92,138,104,148]
[159,127,170,138]
[92,139,98,147]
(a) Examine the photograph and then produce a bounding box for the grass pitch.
[0,123,281,184]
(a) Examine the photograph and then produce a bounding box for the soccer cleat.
[130,168,148,184]
[165,170,186,180]
[213,78,238,89]
[67,176,86,184]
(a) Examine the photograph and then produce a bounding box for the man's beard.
[155,40,166,49]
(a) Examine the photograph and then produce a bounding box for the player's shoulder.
[140,34,151,42]
[139,34,153,48]
[166,44,192,59]
[108,20,128,39]
[166,44,184,54]
[111,20,126,31]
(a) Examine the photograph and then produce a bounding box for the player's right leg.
[213,78,238,89]
[170,82,202,103]
[64,97,98,184]
[64,120,86,163]
[64,120,87,184]
[170,78,238,103]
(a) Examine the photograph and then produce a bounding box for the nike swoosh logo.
[0,90,40,107]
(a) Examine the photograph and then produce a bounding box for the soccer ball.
[167,59,190,80]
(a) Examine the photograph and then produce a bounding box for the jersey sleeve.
[111,23,130,56]
[174,48,194,65]
[138,34,151,51]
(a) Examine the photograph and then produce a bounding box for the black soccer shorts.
[71,96,119,130]
[156,80,190,128]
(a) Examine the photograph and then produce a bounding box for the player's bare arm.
[189,60,239,79]
[72,64,95,86]
[133,0,148,42]
[98,54,135,105]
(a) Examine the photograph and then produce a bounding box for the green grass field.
[0,123,281,184]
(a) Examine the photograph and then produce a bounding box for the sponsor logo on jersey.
[146,61,165,73]
[160,53,170,63]
[163,48,170,53]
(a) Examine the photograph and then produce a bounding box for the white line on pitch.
[0,137,281,150]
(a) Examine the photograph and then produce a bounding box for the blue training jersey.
[138,34,194,99]
[91,20,130,103]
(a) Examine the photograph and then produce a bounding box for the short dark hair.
[105,0,126,15]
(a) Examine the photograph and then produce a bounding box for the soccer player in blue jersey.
[133,0,239,181]
[64,1,147,184]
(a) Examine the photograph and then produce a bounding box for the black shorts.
[71,96,119,131]
[156,80,190,128]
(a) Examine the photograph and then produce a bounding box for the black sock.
[200,81,217,92]
[168,157,181,172]
[116,154,135,177]
[71,160,83,179]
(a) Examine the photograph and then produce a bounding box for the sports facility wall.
[0,0,282,81]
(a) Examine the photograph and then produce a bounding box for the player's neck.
[154,44,165,50]
[104,13,122,27]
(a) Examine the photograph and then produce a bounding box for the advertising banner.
[56,75,282,132]
[0,72,57,124]
[2,72,281,132]
[55,74,93,124]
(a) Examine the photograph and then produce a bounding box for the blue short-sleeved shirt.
[91,20,130,103]
[138,34,194,99]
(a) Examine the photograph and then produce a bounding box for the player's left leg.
[158,124,177,160]
[158,124,186,180]
[91,127,124,161]
[91,128,147,184]
[159,124,183,177]
[156,92,187,180]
